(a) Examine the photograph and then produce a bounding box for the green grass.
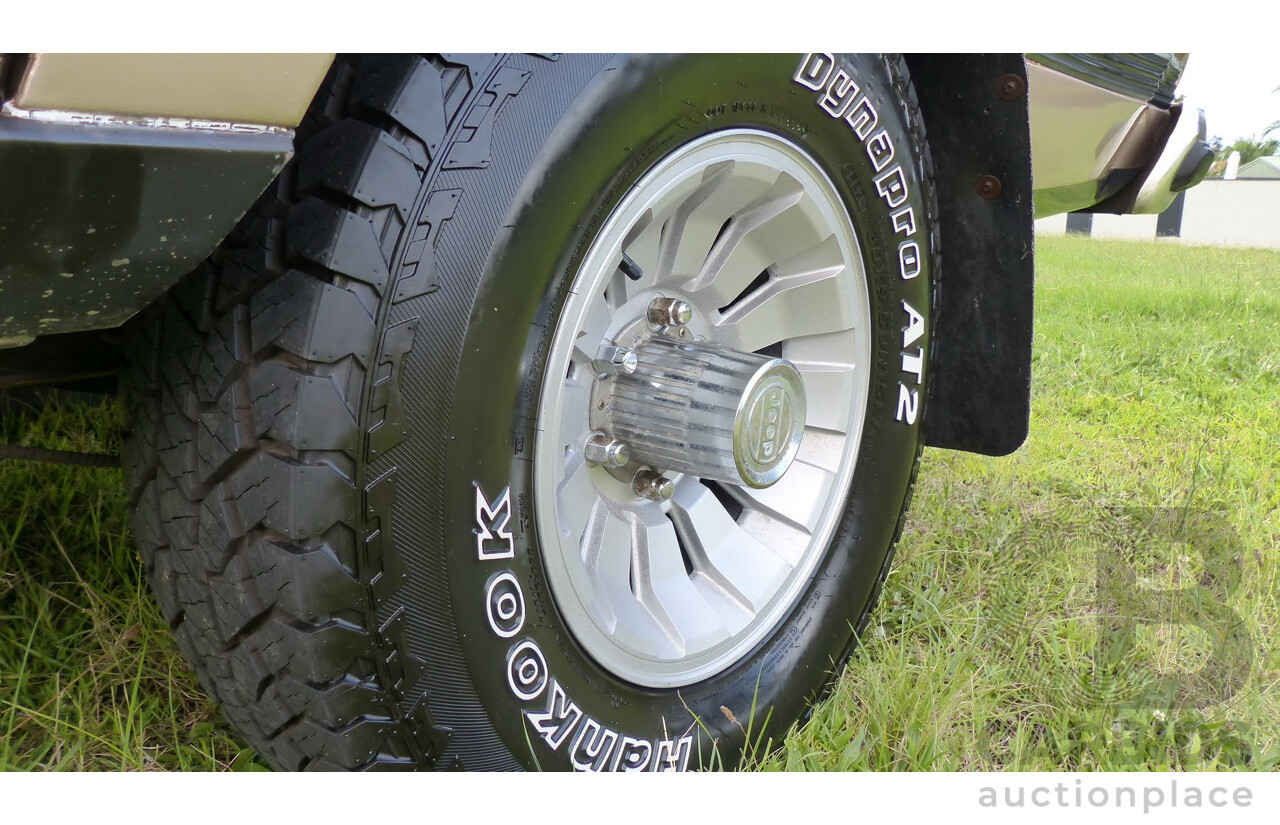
[2,235,1278,771]
[755,236,1280,771]
[0,398,266,770]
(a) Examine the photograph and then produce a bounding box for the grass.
[2,234,1278,771]
[754,235,1280,770]
[0,397,264,770]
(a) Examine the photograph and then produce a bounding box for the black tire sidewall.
[421,53,933,770]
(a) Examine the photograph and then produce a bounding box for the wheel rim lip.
[532,128,872,688]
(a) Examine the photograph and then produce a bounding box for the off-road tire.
[123,53,937,771]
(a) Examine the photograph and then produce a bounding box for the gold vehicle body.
[10,53,334,126]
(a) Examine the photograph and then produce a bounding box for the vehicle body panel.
[13,53,334,126]
[1027,60,1171,217]
[0,115,292,347]
[0,53,329,348]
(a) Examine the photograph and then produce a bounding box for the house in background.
[1236,156,1280,179]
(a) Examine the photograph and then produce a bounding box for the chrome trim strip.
[1,101,293,136]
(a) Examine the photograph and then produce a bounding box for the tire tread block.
[122,54,463,771]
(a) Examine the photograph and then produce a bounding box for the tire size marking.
[793,54,927,425]
[474,483,693,771]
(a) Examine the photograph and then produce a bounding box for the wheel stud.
[583,432,630,468]
[592,345,638,377]
[632,470,675,502]
[646,296,693,327]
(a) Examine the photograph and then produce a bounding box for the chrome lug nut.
[583,433,630,468]
[632,470,675,502]
[592,345,638,377]
[646,296,693,327]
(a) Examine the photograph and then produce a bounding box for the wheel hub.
[598,334,807,489]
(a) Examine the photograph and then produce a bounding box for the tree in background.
[1207,134,1279,177]
[1206,85,1280,176]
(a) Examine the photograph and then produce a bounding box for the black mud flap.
[905,54,1035,457]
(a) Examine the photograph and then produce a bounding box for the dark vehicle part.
[904,54,1034,457]
[0,329,123,390]
[123,52,935,771]
[0,112,292,346]
[0,443,118,468]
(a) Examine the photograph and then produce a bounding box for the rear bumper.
[1131,103,1212,214]
[1028,54,1209,218]
[1076,101,1212,216]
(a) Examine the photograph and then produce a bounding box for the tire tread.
[123,54,483,771]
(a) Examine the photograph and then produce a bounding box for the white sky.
[1176,51,1280,144]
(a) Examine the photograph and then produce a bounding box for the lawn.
[2,234,1278,771]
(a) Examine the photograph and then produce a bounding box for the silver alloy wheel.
[533,129,872,688]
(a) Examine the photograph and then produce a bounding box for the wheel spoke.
[555,452,596,541]
[603,264,630,313]
[794,363,857,433]
[794,425,847,474]
[782,326,858,368]
[570,300,614,365]
[617,207,658,289]
[557,376,591,433]
[681,174,815,306]
[731,459,835,536]
[618,199,676,295]
[669,483,791,621]
[647,160,734,287]
[736,510,811,568]
[630,509,733,656]
[650,161,789,288]
[580,501,676,656]
[713,234,856,352]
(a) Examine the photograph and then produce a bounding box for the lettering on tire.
[794,53,927,425]
[474,483,692,771]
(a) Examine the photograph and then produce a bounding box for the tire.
[123,53,936,771]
